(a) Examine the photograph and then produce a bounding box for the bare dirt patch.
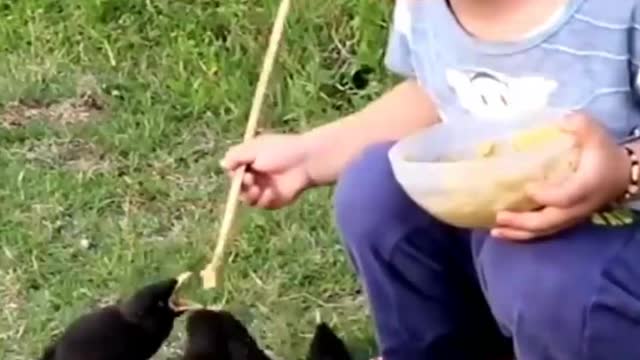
[1,91,105,129]
[22,138,113,174]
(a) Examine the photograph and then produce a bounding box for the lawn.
[0,0,398,358]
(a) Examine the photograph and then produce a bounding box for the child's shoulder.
[390,0,446,36]
[576,0,638,24]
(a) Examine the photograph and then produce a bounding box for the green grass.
[0,0,397,358]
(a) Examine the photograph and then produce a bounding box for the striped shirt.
[385,0,640,140]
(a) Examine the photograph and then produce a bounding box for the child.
[221,0,640,358]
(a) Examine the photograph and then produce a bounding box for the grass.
[0,0,397,358]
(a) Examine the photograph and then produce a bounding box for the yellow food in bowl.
[389,111,581,229]
[430,125,578,228]
[474,125,572,160]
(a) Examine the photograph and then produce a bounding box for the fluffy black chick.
[38,278,185,360]
[306,323,352,360]
[182,309,271,360]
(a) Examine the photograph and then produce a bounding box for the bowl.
[388,109,579,229]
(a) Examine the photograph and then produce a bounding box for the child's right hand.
[220,134,314,209]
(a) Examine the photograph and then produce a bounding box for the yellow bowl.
[388,109,578,229]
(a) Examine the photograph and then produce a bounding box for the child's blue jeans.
[334,142,640,360]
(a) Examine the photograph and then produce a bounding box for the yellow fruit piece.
[511,125,566,152]
[473,126,566,160]
[476,141,496,157]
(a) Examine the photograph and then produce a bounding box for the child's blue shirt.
[386,0,640,140]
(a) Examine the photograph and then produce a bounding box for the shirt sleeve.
[384,0,415,78]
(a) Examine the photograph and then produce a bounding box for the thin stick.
[200,0,292,289]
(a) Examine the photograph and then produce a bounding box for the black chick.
[182,309,271,360]
[306,323,352,360]
[39,278,185,360]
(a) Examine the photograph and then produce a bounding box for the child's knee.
[334,142,405,254]
[480,243,593,355]
[476,225,640,357]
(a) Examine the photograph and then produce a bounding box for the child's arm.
[302,78,439,185]
[222,0,433,208]
[299,0,433,185]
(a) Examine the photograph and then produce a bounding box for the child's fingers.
[238,182,262,205]
[242,172,255,187]
[559,113,603,145]
[491,222,569,241]
[255,188,277,209]
[225,168,256,190]
[526,175,588,208]
[493,206,584,241]
[240,193,259,206]
[221,142,258,170]
[490,227,537,241]
[495,207,573,233]
[245,185,262,205]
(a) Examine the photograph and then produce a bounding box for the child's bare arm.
[303,79,440,185]
[221,79,438,209]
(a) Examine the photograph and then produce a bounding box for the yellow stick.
[200,0,292,289]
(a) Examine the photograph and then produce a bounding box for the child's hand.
[491,113,631,241]
[221,134,314,209]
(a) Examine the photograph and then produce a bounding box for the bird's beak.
[169,272,205,314]
[170,297,204,313]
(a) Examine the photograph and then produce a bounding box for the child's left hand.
[491,113,631,241]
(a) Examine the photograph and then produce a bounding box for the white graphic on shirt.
[446,69,558,121]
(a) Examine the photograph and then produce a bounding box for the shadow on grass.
[348,336,378,360]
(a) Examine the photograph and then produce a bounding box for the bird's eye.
[157,300,166,307]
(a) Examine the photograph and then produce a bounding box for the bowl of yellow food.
[388,109,579,229]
